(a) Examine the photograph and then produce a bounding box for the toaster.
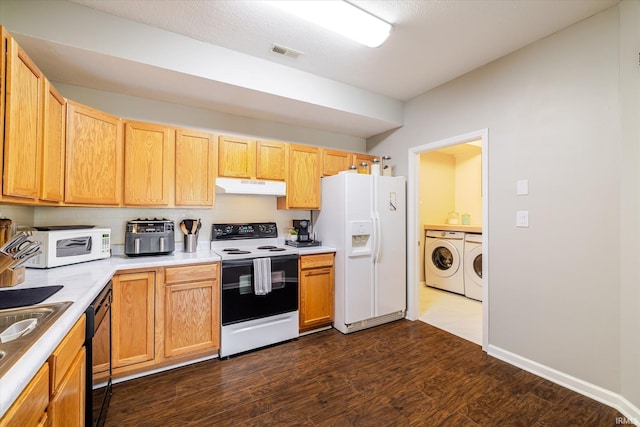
[124,219,175,256]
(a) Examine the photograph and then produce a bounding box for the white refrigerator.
[315,173,406,334]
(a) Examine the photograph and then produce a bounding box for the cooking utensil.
[190,219,199,234]
[13,241,40,260]
[179,222,189,235]
[0,232,30,255]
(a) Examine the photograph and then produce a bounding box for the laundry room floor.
[419,285,482,345]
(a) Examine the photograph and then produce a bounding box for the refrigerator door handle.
[373,212,382,263]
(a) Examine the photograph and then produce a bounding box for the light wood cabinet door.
[218,135,256,179]
[164,263,219,358]
[164,280,219,357]
[65,100,123,205]
[299,253,335,333]
[48,347,86,427]
[124,120,174,205]
[321,148,352,176]
[93,306,111,375]
[3,36,43,199]
[0,28,7,180]
[112,271,156,368]
[0,363,49,427]
[175,129,216,206]
[277,144,320,210]
[40,79,66,202]
[256,140,287,181]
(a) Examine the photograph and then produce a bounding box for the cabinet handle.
[305,269,331,276]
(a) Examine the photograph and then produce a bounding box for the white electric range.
[211,223,299,357]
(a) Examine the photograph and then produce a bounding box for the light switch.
[516,211,529,227]
[517,179,529,195]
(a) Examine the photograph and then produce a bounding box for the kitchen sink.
[0,301,73,378]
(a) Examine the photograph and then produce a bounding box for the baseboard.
[488,344,640,426]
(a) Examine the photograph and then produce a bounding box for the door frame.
[406,128,489,350]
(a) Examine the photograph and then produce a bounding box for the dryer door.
[465,245,483,286]
[426,239,461,278]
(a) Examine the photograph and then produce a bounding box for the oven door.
[221,254,298,326]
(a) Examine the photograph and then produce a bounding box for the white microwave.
[25,228,111,268]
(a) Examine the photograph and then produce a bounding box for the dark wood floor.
[105,320,623,426]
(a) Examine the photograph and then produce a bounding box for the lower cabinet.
[164,263,220,358]
[0,315,86,427]
[0,363,49,427]
[112,271,156,369]
[299,253,335,333]
[110,263,220,379]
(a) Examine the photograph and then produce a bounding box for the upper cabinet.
[277,144,321,210]
[2,35,44,200]
[175,128,217,206]
[40,80,66,202]
[218,136,287,181]
[218,135,256,179]
[65,100,123,205]
[321,148,353,177]
[124,121,174,206]
[256,140,287,181]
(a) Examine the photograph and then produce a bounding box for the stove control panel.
[212,222,278,240]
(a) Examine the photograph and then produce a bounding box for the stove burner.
[269,248,286,252]
[223,248,241,252]
[257,246,277,250]
[226,250,251,255]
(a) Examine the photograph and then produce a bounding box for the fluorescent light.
[266,1,392,48]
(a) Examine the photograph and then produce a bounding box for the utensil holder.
[183,233,198,253]
[0,266,25,288]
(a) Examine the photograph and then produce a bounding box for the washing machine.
[424,230,465,294]
[464,233,483,301]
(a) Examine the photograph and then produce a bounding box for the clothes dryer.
[424,230,465,294]
[464,233,483,301]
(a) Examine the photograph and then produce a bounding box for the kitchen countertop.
[0,244,335,418]
[424,224,483,234]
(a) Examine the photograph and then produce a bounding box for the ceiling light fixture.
[266,1,392,48]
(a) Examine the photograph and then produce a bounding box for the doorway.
[406,129,489,350]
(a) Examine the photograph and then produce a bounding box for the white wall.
[454,150,482,224]
[0,205,34,233]
[32,195,306,246]
[370,4,630,406]
[419,152,455,225]
[618,0,640,408]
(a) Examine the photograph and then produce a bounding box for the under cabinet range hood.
[215,177,286,196]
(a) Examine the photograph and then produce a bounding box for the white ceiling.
[5,0,619,137]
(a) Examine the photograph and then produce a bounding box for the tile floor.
[418,284,482,345]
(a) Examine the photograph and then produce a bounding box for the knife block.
[0,266,25,288]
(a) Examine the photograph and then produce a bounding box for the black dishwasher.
[85,281,112,427]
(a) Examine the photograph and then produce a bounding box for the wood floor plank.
[105,320,625,427]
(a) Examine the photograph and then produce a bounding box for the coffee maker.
[288,219,320,247]
[293,219,311,242]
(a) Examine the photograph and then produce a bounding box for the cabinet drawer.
[165,263,218,284]
[300,253,334,269]
[49,314,85,394]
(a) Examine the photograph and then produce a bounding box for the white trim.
[488,345,640,426]
[406,128,489,350]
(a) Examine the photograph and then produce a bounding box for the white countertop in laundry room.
[424,224,482,233]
